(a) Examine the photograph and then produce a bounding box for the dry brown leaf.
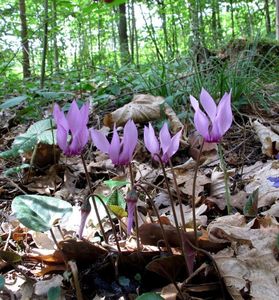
[164,103,184,132]
[170,165,210,198]
[103,94,184,134]
[252,120,279,157]
[208,214,279,300]
[160,203,208,227]
[262,201,279,218]
[160,283,179,300]
[103,94,165,127]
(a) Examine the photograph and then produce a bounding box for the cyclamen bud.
[125,189,138,235]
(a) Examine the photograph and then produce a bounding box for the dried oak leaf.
[103,94,183,131]
[208,214,279,300]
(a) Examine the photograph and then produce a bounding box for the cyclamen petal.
[144,123,160,157]
[166,130,182,158]
[159,123,172,155]
[200,88,217,122]
[123,120,138,161]
[90,129,110,153]
[67,101,82,133]
[190,88,233,143]
[216,92,233,136]
[91,120,138,166]
[109,126,121,165]
[144,122,181,163]
[53,101,89,156]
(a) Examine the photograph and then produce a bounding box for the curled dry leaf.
[103,94,184,132]
[208,214,279,300]
[252,120,279,157]
[103,94,165,127]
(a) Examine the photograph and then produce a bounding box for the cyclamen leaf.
[12,195,72,232]
[136,293,164,300]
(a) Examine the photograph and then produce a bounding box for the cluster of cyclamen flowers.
[53,88,233,161]
[53,88,233,235]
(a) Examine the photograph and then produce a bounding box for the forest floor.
[0,40,279,299]
[0,93,278,300]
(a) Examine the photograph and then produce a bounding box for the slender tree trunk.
[212,0,218,47]
[170,1,178,54]
[52,0,59,72]
[139,3,163,61]
[156,0,171,56]
[188,0,200,48]
[230,0,235,37]
[19,0,31,78]
[276,0,279,40]
[264,0,271,34]
[131,0,139,66]
[118,3,130,65]
[40,0,49,89]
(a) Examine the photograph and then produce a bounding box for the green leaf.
[12,195,72,232]
[104,179,129,190]
[0,250,22,263]
[4,164,30,176]
[0,119,55,159]
[108,204,127,218]
[118,276,130,287]
[47,286,61,300]
[107,190,126,209]
[0,95,27,109]
[136,293,164,300]
[243,188,259,217]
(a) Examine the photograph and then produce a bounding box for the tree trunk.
[263,0,271,34]
[276,0,279,40]
[230,0,235,37]
[118,3,130,65]
[19,0,31,78]
[212,0,218,47]
[52,0,59,72]
[156,0,172,56]
[40,0,49,89]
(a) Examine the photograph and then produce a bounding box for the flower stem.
[80,154,107,243]
[217,144,232,215]
[135,184,172,254]
[154,154,191,270]
[192,138,204,246]
[93,194,121,253]
[169,159,186,231]
[128,163,140,252]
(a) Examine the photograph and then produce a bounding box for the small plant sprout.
[190,88,233,244]
[53,100,89,156]
[90,120,138,166]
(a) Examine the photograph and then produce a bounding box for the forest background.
[0,0,278,118]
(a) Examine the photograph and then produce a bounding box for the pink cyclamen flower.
[144,122,182,163]
[190,88,233,143]
[90,120,138,166]
[53,100,89,156]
